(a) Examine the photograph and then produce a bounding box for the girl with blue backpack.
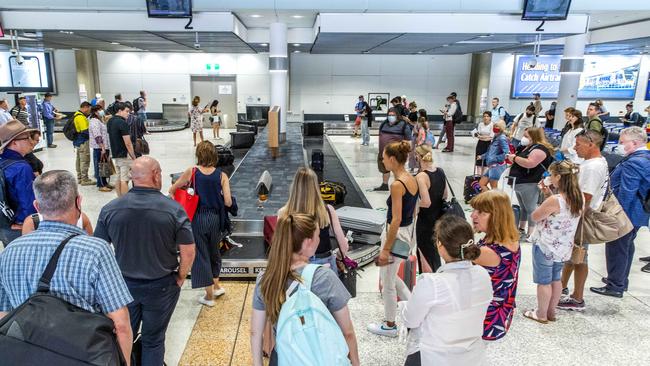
[251,213,360,366]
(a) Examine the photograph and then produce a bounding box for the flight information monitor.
[522,0,572,21]
[146,0,192,18]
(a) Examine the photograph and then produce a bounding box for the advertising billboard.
[512,55,641,100]
[0,51,56,93]
[644,72,650,101]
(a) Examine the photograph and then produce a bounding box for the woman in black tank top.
[414,146,448,272]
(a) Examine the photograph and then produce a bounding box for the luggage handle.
[37,234,81,293]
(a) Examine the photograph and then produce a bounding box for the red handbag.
[263,215,278,246]
[174,168,199,221]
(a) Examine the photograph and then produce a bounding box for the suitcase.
[230,131,255,149]
[463,174,482,203]
[311,149,324,172]
[378,254,417,299]
[236,123,258,135]
[215,145,234,167]
[503,175,521,227]
[320,181,347,205]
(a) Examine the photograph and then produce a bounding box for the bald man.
[95,156,196,366]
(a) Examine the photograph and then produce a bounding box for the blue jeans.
[125,274,181,366]
[92,148,109,187]
[43,118,55,146]
[138,112,147,124]
[605,226,640,292]
[309,253,339,275]
[361,119,370,145]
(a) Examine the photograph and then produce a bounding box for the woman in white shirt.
[401,215,492,366]
[88,105,113,192]
[559,109,584,164]
[474,111,494,175]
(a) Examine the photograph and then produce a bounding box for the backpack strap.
[300,263,321,290]
[37,233,81,293]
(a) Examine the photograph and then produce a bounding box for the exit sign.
[206,63,220,71]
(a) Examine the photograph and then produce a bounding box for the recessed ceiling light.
[292,15,304,19]
[250,14,263,18]
[260,43,268,47]
[293,50,301,53]
[293,43,300,47]
[442,44,449,47]
[111,42,120,45]
[417,51,424,54]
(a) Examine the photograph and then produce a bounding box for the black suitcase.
[236,123,257,135]
[463,174,481,203]
[215,145,235,167]
[320,181,347,205]
[311,149,324,172]
[230,131,255,149]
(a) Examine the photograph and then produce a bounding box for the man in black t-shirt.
[107,102,136,197]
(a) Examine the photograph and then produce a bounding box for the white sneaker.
[367,322,398,338]
[198,295,215,307]
[213,287,226,298]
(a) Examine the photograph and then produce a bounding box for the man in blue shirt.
[0,170,133,360]
[490,97,506,123]
[0,120,38,246]
[40,93,57,148]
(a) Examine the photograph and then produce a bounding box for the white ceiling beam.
[589,19,650,44]
[246,28,315,44]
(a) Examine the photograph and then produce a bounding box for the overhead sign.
[512,55,642,100]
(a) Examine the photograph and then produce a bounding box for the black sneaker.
[561,287,569,296]
[372,183,389,192]
[557,297,585,311]
[640,256,650,263]
[642,262,650,273]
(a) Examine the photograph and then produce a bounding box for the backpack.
[63,115,79,141]
[0,159,19,228]
[132,98,141,113]
[275,264,351,366]
[425,130,436,146]
[379,120,407,137]
[452,101,462,124]
[0,234,126,365]
[499,106,513,124]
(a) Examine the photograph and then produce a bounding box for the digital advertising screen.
[645,73,650,101]
[511,55,641,100]
[0,51,56,93]
[146,0,192,18]
[522,0,572,20]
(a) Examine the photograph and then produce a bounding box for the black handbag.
[99,152,113,178]
[326,208,358,297]
[442,174,466,218]
[0,234,127,366]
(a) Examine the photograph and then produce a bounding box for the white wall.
[289,53,472,115]
[97,52,269,113]
[0,50,79,111]
[489,53,650,117]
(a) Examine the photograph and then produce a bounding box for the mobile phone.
[9,55,42,88]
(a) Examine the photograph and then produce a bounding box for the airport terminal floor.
[19,130,650,366]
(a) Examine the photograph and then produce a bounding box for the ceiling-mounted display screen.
[511,55,641,100]
[146,0,192,18]
[522,0,572,21]
[0,51,56,93]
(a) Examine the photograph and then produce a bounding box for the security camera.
[194,43,201,49]
[528,58,538,69]
[9,48,18,56]
[15,55,25,65]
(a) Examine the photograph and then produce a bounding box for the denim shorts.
[532,244,563,285]
[484,164,507,181]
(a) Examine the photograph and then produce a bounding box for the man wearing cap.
[0,120,38,246]
[0,99,12,125]
[73,101,95,186]
[9,97,29,126]
[41,93,58,148]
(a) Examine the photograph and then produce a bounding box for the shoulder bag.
[441,173,466,218]
[173,168,200,221]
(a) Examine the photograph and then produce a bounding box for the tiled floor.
[20,130,650,365]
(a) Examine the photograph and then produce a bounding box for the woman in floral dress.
[469,190,521,340]
[189,96,209,147]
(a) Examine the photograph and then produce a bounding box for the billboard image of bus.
[579,56,641,99]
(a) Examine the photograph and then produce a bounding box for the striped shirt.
[0,221,133,314]
[10,106,29,126]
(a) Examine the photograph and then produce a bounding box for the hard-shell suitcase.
[311,149,324,172]
[230,131,255,149]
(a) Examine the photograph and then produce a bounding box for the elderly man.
[0,99,12,125]
[9,96,30,126]
[95,156,195,366]
[591,127,650,298]
[0,170,133,361]
[0,120,38,245]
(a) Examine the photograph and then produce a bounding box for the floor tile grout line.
[228,283,251,366]
[567,265,650,308]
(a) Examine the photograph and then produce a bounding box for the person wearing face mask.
[477,120,509,192]
[373,108,412,191]
[506,127,554,239]
[591,127,650,297]
[89,105,114,192]
[510,104,538,148]
[559,109,584,163]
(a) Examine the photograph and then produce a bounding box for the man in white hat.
[0,120,38,246]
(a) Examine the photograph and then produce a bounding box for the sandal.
[548,316,557,322]
[523,309,548,324]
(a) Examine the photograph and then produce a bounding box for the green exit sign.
[206,63,220,71]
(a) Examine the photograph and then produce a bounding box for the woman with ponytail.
[401,215,492,366]
[250,214,359,366]
[367,141,419,338]
[524,160,583,324]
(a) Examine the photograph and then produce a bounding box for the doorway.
[190,75,237,129]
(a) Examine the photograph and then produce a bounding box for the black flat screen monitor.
[522,0,572,21]
[146,0,192,18]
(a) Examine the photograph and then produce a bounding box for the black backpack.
[132,98,141,113]
[63,115,79,141]
[0,159,19,229]
[452,101,463,124]
[0,234,127,365]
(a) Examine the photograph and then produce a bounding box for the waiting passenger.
[360,103,373,146]
[414,147,447,272]
[585,102,605,145]
[72,101,95,186]
[22,211,94,236]
[106,102,136,197]
[373,108,411,192]
[469,190,521,341]
[88,105,113,192]
[544,101,557,129]
[407,101,419,171]
[209,99,222,139]
[621,102,641,127]
[477,120,509,192]
[507,127,555,238]
[402,215,492,366]
[0,120,38,246]
[510,104,538,148]
[279,167,349,274]
[559,109,584,163]
[594,99,609,120]
[9,96,29,126]
[525,160,583,324]
[169,141,232,307]
[23,129,44,176]
[189,96,209,147]
[0,170,133,360]
[250,213,360,366]
[125,101,148,158]
[473,111,494,175]
[368,141,419,338]
[441,95,458,152]
[95,156,196,366]
[532,93,543,116]
[0,98,12,125]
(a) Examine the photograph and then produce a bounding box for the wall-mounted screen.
[511,55,641,100]
[0,51,56,93]
[522,0,572,20]
[146,0,192,18]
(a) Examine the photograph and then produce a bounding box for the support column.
[74,49,100,103]
[467,53,493,122]
[556,33,588,125]
[269,22,288,141]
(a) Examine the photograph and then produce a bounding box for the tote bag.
[173,168,199,221]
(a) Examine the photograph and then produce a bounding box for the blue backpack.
[499,106,513,124]
[275,264,351,366]
[425,130,436,146]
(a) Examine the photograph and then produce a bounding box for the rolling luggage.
[230,131,255,149]
[311,149,324,172]
[463,166,482,203]
[378,254,417,299]
[320,181,347,205]
[504,175,521,226]
[236,123,258,135]
[336,206,385,245]
[215,145,234,166]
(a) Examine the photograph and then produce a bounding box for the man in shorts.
[373,108,411,191]
[107,102,136,197]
